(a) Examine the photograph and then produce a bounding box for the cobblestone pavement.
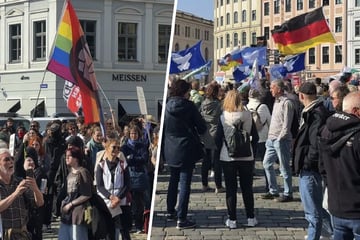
[150,161,331,240]
[43,214,148,239]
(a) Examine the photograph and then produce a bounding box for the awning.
[19,100,45,117]
[118,99,141,122]
[3,100,20,113]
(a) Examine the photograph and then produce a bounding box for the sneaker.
[225,219,237,229]
[215,187,226,194]
[304,235,326,240]
[274,195,293,202]
[176,220,196,229]
[166,211,177,221]
[210,170,215,178]
[135,229,144,234]
[261,192,280,200]
[246,218,258,227]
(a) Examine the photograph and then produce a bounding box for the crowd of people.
[0,111,159,240]
[162,75,360,240]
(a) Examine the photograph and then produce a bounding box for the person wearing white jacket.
[215,90,258,229]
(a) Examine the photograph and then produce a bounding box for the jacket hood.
[166,96,193,117]
[326,112,360,132]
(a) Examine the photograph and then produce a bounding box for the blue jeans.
[263,139,292,196]
[58,223,88,240]
[299,170,323,240]
[332,216,360,240]
[167,165,194,221]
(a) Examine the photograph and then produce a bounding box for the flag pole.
[30,70,48,121]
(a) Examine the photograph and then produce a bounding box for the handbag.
[129,166,149,191]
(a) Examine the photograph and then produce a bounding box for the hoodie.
[319,112,360,219]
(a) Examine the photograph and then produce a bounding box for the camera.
[26,168,34,178]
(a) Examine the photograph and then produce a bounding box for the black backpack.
[221,116,252,158]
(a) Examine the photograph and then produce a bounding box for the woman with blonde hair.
[215,89,258,229]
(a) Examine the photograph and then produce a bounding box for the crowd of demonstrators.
[0,111,159,239]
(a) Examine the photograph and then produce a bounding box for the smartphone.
[25,168,34,178]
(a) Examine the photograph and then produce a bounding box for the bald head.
[342,91,360,115]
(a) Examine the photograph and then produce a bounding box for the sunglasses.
[30,125,38,128]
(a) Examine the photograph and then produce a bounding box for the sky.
[176,0,214,21]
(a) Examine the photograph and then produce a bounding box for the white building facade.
[0,0,174,123]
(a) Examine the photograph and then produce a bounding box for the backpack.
[250,104,267,131]
[221,116,252,158]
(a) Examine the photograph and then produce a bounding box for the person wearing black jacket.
[292,82,330,240]
[163,79,207,229]
[319,91,360,240]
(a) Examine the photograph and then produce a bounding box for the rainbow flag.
[47,0,104,126]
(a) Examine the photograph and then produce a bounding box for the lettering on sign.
[112,74,147,82]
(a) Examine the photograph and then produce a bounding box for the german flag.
[271,7,336,55]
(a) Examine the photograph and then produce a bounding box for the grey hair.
[0,148,10,156]
[272,80,286,92]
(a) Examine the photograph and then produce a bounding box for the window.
[356,20,360,36]
[226,34,230,47]
[308,48,315,64]
[264,27,270,40]
[174,43,179,52]
[356,49,360,64]
[174,24,180,35]
[205,30,210,41]
[309,0,315,8]
[285,0,291,12]
[220,0,223,6]
[118,22,137,61]
[297,0,303,10]
[242,10,246,22]
[33,20,46,61]
[335,0,342,4]
[80,20,96,59]
[356,0,360,7]
[226,13,230,25]
[242,32,246,45]
[274,0,280,14]
[335,45,342,63]
[233,32,238,46]
[195,28,200,39]
[158,24,171,63]
[216,18,219,27]
[323,0,329,6]
[251,32,256,45]
[185,26,190,37]
[220,36,223,48]
[221,16,224,26]
[322,46,329,64]
[226,0,230,4]
[234,0,238,2]
[252,10,256,21]
[335,17,342,32]
[234,12,238,23]
[9,24,21,63]
[264,3,270,16]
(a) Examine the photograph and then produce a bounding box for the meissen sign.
[112,73,147,82]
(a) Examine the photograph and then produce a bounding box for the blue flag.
[233,65,251,82]
[241,47,267,66]
[283,53,305,73]
[170,41,206,74]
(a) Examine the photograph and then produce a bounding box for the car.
[0,112,30,131]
